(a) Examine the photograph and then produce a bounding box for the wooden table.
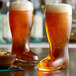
[0,48,76,76]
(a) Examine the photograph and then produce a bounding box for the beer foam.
[9,0,33,11]
[46,4,72,15]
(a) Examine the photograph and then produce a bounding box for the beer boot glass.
[9,0,39,63]
[38,4,72,71]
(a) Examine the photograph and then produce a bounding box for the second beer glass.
[38,4,72,71]
[9,0,39,63]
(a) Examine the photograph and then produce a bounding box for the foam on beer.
[9,0,33,11]
[46,4,72,15]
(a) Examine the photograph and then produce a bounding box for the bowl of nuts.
[0,50,16,69]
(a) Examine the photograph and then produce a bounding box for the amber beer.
[38,4,72,71]
[9,0,38,62]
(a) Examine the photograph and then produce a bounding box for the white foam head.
[9,0,33,11]
[46,4,72,15]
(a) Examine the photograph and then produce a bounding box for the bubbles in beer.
[46,4,72,15]
[9,0,33,11]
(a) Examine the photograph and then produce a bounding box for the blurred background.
[0,0,76,47]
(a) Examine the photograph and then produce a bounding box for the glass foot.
[14,50,39,64]
[15,58,39,64]
[38,56,68,71]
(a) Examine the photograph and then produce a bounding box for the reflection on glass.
[14,64,37,76]
[0,72,15,76]
[38,69,69,76]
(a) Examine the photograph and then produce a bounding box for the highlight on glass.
[9,0,39,63]
[38,3,72,71]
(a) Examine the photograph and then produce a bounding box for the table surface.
[0,48,76,76]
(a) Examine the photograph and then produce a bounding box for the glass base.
[38,66,68,71]
[12,49,39,65]
[14,58,39,64]
[38,56,68,71]
[13,58,38,70]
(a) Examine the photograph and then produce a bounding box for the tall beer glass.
[38,4,72,71]
[9,0,39,63]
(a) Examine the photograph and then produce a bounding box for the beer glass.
[9,0,39,63]
[38,4,72,71]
